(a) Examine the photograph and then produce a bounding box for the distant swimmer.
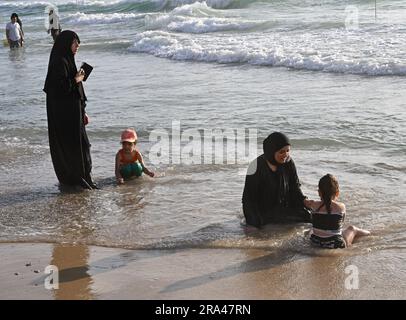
[5,13,24,48]
[47,8,62,42]
[115,128,155,185]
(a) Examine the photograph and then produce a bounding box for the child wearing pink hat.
[115,128,154,184]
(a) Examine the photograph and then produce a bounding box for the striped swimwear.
[310,233,346,249]
[310,210,346,249]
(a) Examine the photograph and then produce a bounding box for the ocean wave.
[171,0,236,10]
[169,0,222,16]
[67,11,143,24]
[0,0,157,14]
[374,162,406,173]
[145,14,260,34]
[0,0,257,12]
[53,8,373,34]
[0,1,118,9]
[292,137,346,149]
[129,31,406,76]
[143,1,265,33]
[3,0,404,13]
[0,1,54,9]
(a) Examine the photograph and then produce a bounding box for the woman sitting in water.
[304,174,370,249]
[242,132,311,228]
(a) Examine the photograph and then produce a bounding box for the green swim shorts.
[120,162,143,179]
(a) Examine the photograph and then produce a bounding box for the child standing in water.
[304,174,370,249]
[115,128,154,184]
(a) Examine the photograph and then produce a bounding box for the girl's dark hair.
[318,174,339,213]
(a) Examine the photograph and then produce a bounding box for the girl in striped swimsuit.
[304,174,370,249]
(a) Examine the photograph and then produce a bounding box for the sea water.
[0,0,405,264]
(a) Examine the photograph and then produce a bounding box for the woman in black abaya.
[242,132,311,228]
[44,30,96,189]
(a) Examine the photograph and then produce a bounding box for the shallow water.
[0,0,405,265]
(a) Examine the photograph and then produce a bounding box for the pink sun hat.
[121,128,138,143]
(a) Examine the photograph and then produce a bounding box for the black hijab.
[44,30,85,100]
[263,132,291,165]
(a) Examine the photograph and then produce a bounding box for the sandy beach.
[1,0,406,303]
[1,242,404,300]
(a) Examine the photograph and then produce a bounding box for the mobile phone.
[81,62,93,81]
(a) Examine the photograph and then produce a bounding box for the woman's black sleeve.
[288,159,306,206]
[242,160,263,228]
[51,59,78,97]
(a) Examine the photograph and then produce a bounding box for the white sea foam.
[144,1,261,33]
[130,30,406,76]
[0,0,121,9]
[0,0,242,10]
[153,0,237,10]
[67,12,142,24]
[145,14,260,34]
[0,1,54,8]
[171,1,219,16]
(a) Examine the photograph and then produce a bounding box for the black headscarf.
[263,132,291,165]
[43,30,85,100]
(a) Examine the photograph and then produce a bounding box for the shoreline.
[1,242,403,300]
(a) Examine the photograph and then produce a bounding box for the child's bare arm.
[143,166,155,177]
[304,199,318,211]
[137,151,154,177]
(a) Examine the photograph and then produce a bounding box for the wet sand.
[1,243,404,300]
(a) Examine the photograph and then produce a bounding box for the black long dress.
[43,31,92,188]
[242,154,311,228]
